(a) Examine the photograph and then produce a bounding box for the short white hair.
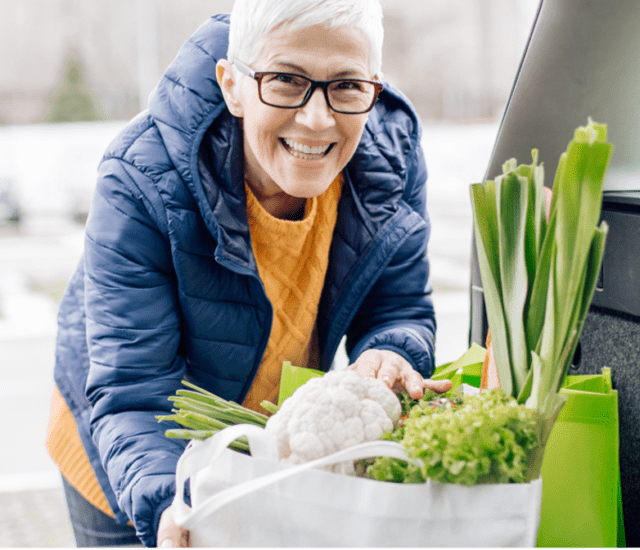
[227,0,384,78]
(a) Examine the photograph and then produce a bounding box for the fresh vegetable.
[367,389,537,485]
[470,118,612,451]
[157,380,269,453]
[264,369,402,464]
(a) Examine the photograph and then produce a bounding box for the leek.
[470,118,612,452]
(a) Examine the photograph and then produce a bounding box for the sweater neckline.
[245,182,320,236]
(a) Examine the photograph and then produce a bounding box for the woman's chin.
[279,175,337,199]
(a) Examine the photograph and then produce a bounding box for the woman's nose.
[295,88,336,130]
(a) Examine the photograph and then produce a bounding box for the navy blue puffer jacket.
[53,14,436,547]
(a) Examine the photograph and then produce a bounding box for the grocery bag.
[172,423,543,547]
[434,347,623,548]
[277,360,323,405]
[537,368,623,547]
[431,342,486,389]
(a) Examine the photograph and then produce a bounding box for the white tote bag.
[172,424,542,547]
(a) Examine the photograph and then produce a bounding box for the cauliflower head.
[264,370,402,464]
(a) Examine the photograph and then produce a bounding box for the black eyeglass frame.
[232,59,383,114]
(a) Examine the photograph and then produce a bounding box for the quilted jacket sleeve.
[84,155,188,547]
[347,136,437,377]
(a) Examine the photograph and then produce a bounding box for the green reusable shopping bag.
[277,360,324,406]
[430,342,486,388]
[536,368,623,547]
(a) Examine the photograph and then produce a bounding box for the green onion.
[164,429,251,452]
[260,400,280,415]
[157,380,269,445]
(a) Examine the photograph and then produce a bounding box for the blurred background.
[0,0,539,546]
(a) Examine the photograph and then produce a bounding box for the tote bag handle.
[172,424,416,529]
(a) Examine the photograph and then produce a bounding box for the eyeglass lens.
[259,73,377,113]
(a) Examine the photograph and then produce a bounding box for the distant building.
[0,0,538,125]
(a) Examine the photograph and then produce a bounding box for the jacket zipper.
[215,256,273,404]
[321,204,425,370]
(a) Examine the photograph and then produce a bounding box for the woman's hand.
[347,349,452,400]
[157,505,190,547]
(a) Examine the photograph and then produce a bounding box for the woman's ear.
[216,59,244,117]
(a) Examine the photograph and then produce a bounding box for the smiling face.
[217,23,373,209]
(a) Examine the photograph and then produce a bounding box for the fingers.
[350,349,455,401]
[349,349,403,391]
[423,378,453,394]
[377,355,404,389]
[349,349,426,399]
[347,350,380,380]
[157,505,191,547]
[398,367,427,400]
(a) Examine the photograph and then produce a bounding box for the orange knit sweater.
[242,174,342,411]
[47,386,115,517]
[46,173,342,514]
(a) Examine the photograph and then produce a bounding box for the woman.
[47,0,449,546]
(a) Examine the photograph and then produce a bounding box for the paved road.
[0,121,498,546]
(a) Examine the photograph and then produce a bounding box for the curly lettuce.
[366,389,537,485]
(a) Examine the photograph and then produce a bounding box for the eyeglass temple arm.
[231,59,255,78]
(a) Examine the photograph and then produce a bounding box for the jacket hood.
[149,15,231,183]
[149,14,252,270]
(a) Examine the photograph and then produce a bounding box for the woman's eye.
[275,75,295,84]
[266,74,305,87]
[336,81,364,92]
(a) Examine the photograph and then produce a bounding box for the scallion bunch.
[157,380,269,452]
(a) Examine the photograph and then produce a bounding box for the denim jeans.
[61,476,143,547]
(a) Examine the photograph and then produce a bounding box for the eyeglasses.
[233,59,383,114]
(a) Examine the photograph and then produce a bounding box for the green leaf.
[579,222,608,323]
[516,367,533,404]
[470,182,501,286]
[520,150,546,290]
[525,208,556,353]
[530,249,558,411]
[471,182,513,395]
[553,140,612,354]
[496,171,529,395]
[553,222,609,393]
[521,150,548,356]
[526,350,544,412]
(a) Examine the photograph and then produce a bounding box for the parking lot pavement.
[0,486,75,547]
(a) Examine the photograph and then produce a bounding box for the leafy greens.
[367,389,537,485]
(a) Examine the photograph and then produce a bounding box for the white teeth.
[283,139,331,156]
